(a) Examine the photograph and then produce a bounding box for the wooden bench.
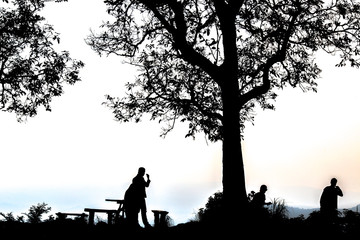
[84,208,118,225]
[152,210,169,228]
[56,212,88,221]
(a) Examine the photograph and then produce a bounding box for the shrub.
[196,191,224,223]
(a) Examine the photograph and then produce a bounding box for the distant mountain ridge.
[286,206,318,218]
[286,204,360,218]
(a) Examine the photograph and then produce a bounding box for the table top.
[105,199,124,203]
[151,210,169,214]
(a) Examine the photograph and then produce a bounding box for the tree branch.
[143,0,222,86]
[238,9,301,108]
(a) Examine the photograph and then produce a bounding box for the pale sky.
[1,0,360,224]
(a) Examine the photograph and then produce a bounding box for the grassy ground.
[1,218,359,240]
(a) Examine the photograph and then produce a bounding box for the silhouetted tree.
[23,202,51,224]
[0,0,83,120]
[87,0,360,221]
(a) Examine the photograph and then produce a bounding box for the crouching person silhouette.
[250,185,272,222]
[124,167,152,228]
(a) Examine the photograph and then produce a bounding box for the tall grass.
[268,198,289,220]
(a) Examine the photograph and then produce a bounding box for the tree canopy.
[88,0,360,141]
[0,0,83,120]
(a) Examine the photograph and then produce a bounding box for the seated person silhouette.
[320,178,343,222]
[124,167,151,228]
[250,185,271,220]
[251,185,272,208]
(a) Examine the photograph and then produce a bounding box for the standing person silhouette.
[320,178,343,221]
[124,167,151,228]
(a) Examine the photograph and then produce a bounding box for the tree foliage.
[88,0,360,141]
[0,0,83,120]
[0,212,24,223]
[23,202,51,224]
[0,203,52,224]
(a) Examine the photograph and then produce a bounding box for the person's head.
[138,167,146,176]
[330,178,338,186]
[260,185,268,193]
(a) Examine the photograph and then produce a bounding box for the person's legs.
[125,202,141,228]
[140,199,151,227]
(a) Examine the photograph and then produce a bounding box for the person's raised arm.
[145,174,151,187]
[336,186,343,197]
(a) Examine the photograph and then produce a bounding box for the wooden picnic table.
[84,208,118,225]
[84,199,125,225]
[84,198,169,227]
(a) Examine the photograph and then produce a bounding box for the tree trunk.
[213,5,249,225]
[221,83,248,224]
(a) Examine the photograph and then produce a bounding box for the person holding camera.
[124,167,152,228]
[320,177,343,221]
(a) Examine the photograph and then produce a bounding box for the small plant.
[268,198,289,220]
[165,215,174,227]
[247,191,256,202]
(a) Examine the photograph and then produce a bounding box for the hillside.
[287,206,318,218]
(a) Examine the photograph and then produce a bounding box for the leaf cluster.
[0,0,83,120]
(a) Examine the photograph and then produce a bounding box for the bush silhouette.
[0,212,24,223]
[196,191,224,223]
